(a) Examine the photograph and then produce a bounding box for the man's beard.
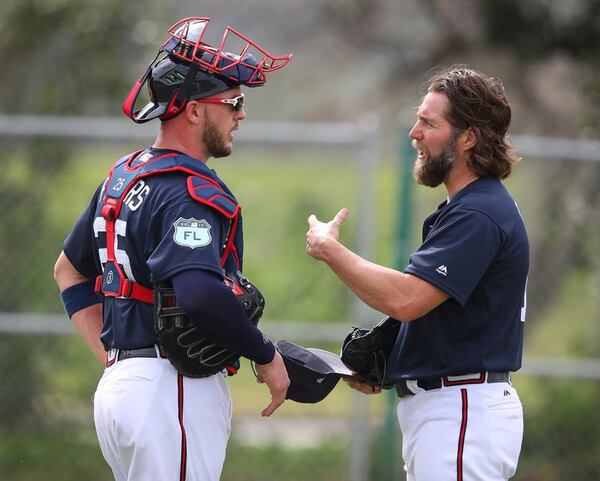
[413,137,457,187]
[203,115,232,159]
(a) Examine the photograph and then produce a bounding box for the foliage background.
[1,1,599,480]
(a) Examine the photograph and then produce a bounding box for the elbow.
[385,274,447,321]
[176,287,214,317]
[54,252,87,291]
[53,259,60,284]
[171,271,229,317]
[54,253,68,287]
[387,299,425,322]
[176,293,203,317]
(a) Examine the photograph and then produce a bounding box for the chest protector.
[94,149,242,303]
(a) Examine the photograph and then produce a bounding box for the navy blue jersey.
[387,177,529,380]
[63,148,243,349]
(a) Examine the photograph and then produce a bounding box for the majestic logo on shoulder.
[173,217,212,248]
[436,265,448,276]
[137,152,153,164]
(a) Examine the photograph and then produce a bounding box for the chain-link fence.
[1,118,599,481]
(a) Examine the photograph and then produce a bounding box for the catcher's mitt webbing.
[154,271,265,378]
[340,316,400,388]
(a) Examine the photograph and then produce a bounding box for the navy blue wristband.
[60,281,103,318]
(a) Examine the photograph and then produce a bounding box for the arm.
[306,209,449,321]
[54,251,106,364]
[172,270,289,416]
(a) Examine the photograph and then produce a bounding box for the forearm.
[319,241,416,319]
[72,304,106,364]
[172,270,275,365]
[55,251,105,363]
[188,304,275,365]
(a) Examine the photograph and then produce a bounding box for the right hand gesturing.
[254,350,290,417]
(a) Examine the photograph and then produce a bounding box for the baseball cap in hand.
[276,340,354,404]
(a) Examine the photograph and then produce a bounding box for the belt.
[106,346,166,366]
[395,371,510,398]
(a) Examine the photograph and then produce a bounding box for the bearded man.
[306,65,528,481]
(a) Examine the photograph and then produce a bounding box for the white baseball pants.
[93,356,232,481]
[397,381,523,481]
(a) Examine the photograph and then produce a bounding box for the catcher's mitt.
[154,271,265,378]
[340,316,400,387]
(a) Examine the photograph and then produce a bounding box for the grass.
[0,431,112,481]
[221,438,350,481]
[0,429,350,481]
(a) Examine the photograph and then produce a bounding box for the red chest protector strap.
[93,195,156,304]
[95,150,241,304]
[187,176,241,269]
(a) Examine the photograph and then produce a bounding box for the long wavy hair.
[427,65,520,179]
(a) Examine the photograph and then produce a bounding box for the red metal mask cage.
[165,17,292,86]
[122,17,292,123]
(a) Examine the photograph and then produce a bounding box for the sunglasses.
[196,93,245,112]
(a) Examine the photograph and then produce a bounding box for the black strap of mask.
[179,61,200,103]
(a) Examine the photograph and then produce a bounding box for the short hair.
[426,65,520,179]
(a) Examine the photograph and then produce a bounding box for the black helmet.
[123,17,292,123]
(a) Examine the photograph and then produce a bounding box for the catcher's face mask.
[122,17,292,123]
[276,340,354,404]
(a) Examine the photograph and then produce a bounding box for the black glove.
[340,316,400,387]
[154,271,265,378]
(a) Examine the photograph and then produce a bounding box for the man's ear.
[462,126,478,151]
[185,100,203,125]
